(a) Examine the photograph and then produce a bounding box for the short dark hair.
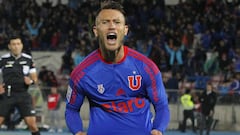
[8,34,21,42]
[96,0,126,19]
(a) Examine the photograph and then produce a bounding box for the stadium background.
[0,0,240,134]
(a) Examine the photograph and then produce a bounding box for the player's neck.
[101,46,125,63]
[11,52,21,59]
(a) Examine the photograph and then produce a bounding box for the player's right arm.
[65,78,85,134]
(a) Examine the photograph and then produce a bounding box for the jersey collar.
[98,46,128,64]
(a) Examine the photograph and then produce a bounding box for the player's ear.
[124,25,128,36]
[8,44,11,50]
[93,25,98,37]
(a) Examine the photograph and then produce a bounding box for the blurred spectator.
[235,30,240,50]
[73,48,85,67]
[193,46,206,74]
[180,89,196,133]
[192,75,211,90]
[136,40,152,57]
[38,65,58,99]
[217,80,231,103]
[165,72,179,103]
[25,18,43,37]
[38,65,48,85]
[47,86,62,133]
[204,51,219,75]
[192,17,202,50]
[164,38,185,73]
[73,40,86,67]
[218,53,232,80]
[233,49,240,73]
[150,45,169,72]
[200,30,212,51]
[183,50,195,76]
[213,39,230,60]
[38,28,51,50]
[199,82,217,135]
[59,48,74,75]
[181,24,194,50]
[50,30,61,50]
[229,73,240,96]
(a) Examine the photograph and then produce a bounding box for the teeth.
[107,33,116,36]
[107,33,117,39]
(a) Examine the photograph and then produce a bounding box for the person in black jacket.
[0,36,41,135]
[199,82,217,135]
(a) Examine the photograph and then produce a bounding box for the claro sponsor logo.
[101,98,145,113]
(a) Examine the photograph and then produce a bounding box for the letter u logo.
[128,75,142,91]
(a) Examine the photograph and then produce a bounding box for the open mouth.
[107,33,117,40]
[106,33,117,45]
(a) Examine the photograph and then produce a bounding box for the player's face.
[93,9,128,52]
[206,83,212,92]
[8,38,23,56]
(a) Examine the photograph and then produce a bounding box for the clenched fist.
[151,129,163,135]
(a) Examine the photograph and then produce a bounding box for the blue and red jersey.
[65,46,170,135]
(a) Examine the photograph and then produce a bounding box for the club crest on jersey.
[128,75,142,91]
[97,84,105,94]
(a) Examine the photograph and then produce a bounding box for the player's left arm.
[65,79,85,134]
[144,66,170,133]
[27,72,38,85]
[25,59,38,85]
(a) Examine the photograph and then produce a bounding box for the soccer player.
[0,36,41,135]
[65,1,170,135]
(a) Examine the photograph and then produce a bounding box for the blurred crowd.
[1,0,240,103]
